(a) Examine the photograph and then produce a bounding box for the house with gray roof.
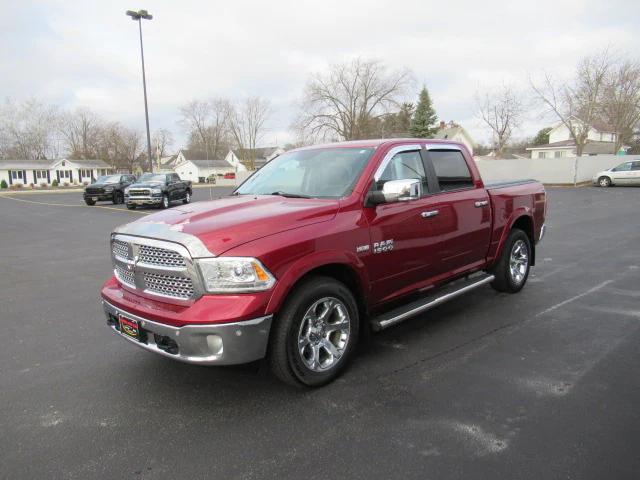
[433,121,476,155]
[225,146,284,171]
[0,158,113,187]
[172,150,236,182]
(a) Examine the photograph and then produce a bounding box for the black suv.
[84,174,137,205]
[124,173,192,210]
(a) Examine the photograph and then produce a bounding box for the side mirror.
[367,179,421,205]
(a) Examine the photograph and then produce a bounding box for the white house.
[527,117,619,158]
[225,146,284,171]
[172,150,237,182]
[0,158,113,187]
[433,121,476,155]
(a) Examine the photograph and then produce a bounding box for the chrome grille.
[138,245,186,267]
[110,235,200,303]
[129,189,150,196]
[112,240,130,260]
[143,272,194,299]
[86,187,103,194]
[115,264,135,287]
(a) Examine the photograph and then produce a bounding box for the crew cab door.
[362,145,447,303]
[422,145,492,274]
[609,161,635,184]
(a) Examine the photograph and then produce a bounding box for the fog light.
[206,334,223,355]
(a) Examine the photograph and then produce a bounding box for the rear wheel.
[160,194,169,209]
[183,191,191,204]
[490,228,531,293]
[269,276,359,387]
[598,176,612,188]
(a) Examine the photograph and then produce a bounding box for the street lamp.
[126,9,153,172]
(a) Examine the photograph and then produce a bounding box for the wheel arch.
[492,212,536,268]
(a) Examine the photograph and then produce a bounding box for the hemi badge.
[356,245,370,253]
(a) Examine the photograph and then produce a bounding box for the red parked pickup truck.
[102,139,546,387]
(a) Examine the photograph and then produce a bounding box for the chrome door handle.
[421,210,439,218]
[474,200,489,207]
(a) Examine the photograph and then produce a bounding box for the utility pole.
[126,9,153,172]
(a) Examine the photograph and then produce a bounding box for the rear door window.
[429,150,474,191]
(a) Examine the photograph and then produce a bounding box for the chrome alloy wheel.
[509,239,529,285]
[297,297,351,372]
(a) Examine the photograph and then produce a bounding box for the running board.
[370,273,495,331]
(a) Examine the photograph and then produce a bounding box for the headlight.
[151,187,162,195]
[104,186,114,192]
[197,257,275,293]
[124,187,130,195]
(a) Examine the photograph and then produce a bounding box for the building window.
[538,151,548,159]
[35,170,47,179]
[554,151,566,158]
[11,171,24,180]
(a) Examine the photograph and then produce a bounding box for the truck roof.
[293,138,465,152]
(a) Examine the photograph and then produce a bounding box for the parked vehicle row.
[83,173,192,209]
[101,138,547,387]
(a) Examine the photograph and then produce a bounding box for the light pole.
[126,9,153,172]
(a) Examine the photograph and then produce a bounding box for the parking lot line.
[0,195,149,214]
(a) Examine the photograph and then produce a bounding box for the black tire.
[269,276,359,387]
[84,199,96,206]
[490,228,531,293]
[598,176,612,188]
[126,203,136,210]
[183,190,191,204]
[160,194,169,209]
[112,191,124,205]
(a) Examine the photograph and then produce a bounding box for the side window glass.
[429,150,473,191]
[633,161,640,171]
[377,151,427,193]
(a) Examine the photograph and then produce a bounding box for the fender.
[266,249,371,314]
[488,207,535,268]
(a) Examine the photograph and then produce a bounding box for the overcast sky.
[2,0,639,150]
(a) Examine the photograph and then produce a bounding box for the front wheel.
[183,191,191,204]
[112,191,124,204]
[84,199,96,206]
[490,228,531,293]
[598,176,612,188]
[160,194,169,209]
[126,203,136,210]
[269,276,359,387]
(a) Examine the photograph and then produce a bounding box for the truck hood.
[126,195,340,256]
[127,181,165,189]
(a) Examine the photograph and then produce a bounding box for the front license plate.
[91,197,98,201]
[119,316,141,341]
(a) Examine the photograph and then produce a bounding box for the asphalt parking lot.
[1,186,639,479]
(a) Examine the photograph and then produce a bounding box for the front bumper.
[103,299,273,365]
[125,195,162,205]
[84,192,113,201]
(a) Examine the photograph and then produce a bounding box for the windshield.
[96,175,121,184]
[137,173,166,183]
[235,147,374,198]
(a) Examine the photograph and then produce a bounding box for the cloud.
[1,0,639,147]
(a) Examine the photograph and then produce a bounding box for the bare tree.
[601,60,640,152]
[296,58,412,141]
[531,51,612,156]
[0,98,59,159]
[179,99,227,159]
[226,96,271,169]
[152,128,173,159]
[59,107,102,159]
[476,84,524,157]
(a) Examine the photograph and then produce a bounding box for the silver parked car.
[593,160,640,187]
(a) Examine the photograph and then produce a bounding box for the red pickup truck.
[102,139,546,387]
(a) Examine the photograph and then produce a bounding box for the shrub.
[83,181,89,186]
[52,179,59,187]
[0,180,7,189]
[15,183,23,189]
[63,182,70,187]
[29,183,35,189]
[40,182,47,188]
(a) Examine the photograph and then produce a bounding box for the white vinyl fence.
[475,154,638,185]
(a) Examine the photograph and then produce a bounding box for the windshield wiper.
[269,191,312,199]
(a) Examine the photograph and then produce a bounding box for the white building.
[527,117,619,158]
[0,158,113,187]
[433,121,476,155]
[172,150,237,182]
[225,147,284,171]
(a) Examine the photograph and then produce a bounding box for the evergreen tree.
[409,86,438,138]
